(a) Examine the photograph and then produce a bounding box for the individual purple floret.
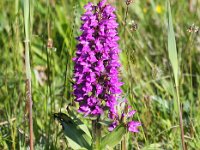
[128,121,141,133]
[108,121,118,131]
[73,0,123,117]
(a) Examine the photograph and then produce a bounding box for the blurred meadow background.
[0,0,200,149]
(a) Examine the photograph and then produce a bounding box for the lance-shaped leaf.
[67,106,92,139]
[141,143,162,150]
[167,0,179,87]
[100,124,126,149]
[54,113,92,150]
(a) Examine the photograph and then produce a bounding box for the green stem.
[92,119,101,150]
[121,135,126,150]
[175,86,186,150]
[23,0,34,149]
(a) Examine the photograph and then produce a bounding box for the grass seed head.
[126,0,133,5]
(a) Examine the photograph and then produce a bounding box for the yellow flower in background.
[143,7,147,14]
[155,5,163,14]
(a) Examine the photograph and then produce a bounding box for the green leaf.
[100,124,126,149]
[54,113,92,150]
[23,0,30,39]
[167,0,179,87]
[141,143,162,150]
[98,120,112,126]
[67,106,92,139]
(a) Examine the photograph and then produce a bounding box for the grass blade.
[167,0,178,87]
[167,1,186,150]
[23,0,34,149]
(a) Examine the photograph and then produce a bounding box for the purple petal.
[128,121,141,133]
[128,110,136,118]
[108,121,118,131]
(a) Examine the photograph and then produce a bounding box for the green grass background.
[0,0,200,149]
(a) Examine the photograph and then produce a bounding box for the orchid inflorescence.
[73,0,140,133]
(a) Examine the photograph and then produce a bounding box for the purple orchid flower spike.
[73,0,122,117]
[73,0,141,134]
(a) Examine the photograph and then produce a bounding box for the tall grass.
[167,1,185,149]
[23,0,34,149]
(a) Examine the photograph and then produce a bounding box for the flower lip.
[128,121,141,133]
[84,2,93,10]
[98,0,107,8]
[128,110,136,118]
[108,121,118,131]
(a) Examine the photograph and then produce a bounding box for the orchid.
[73,0,140,137]
[73,0,122,118]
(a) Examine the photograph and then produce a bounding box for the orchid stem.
[121,135,126,150]
[92,118,101,150]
